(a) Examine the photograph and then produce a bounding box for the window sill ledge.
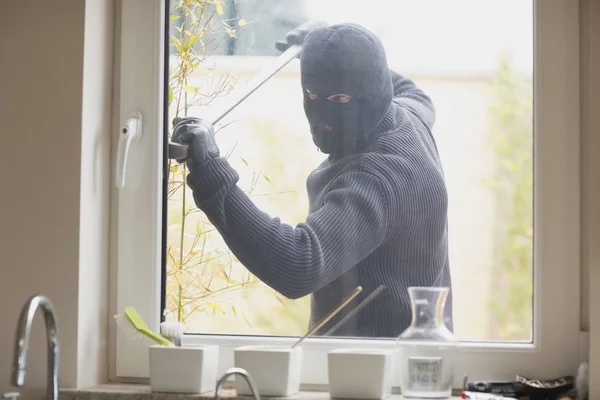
[58,384,463,399]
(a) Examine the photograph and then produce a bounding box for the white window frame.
[112,0,582,389]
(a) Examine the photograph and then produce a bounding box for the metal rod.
[323,285,386,337]
[168,44,303,160]
[291,286,363,348]
[210,44,302,126]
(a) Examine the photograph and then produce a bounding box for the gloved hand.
[171,117,219,170]
[275,21,328,54]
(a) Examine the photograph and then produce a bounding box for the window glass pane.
[165,0,533,342]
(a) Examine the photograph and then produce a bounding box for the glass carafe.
[396,286,457,399]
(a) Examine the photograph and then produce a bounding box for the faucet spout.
[215,367,260,400]
[11,294,60,400]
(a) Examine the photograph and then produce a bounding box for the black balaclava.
[300,23,393,157]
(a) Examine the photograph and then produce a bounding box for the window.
[113,0,581,388]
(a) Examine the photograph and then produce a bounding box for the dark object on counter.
[465,380,527,398]
[514,374,574,400]
[464,374,575,400]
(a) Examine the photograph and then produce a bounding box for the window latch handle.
[116,111,142,189]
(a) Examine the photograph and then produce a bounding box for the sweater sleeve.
[186,157,391,299]
[390,69,436,129]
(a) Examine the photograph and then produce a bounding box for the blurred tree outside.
[486,55,534,341]
[179,116,314,334]
[165,0,312,333]
[166,0,261,326]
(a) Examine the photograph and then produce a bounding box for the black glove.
[171,117,219,170]
[275,21,328,54]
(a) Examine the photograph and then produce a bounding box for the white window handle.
[116,111,142,188]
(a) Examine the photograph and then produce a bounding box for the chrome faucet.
[215,367,260,400]
[11,294,60,400]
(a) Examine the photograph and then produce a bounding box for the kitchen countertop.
[59,384,247,399]
[58,384,463,399]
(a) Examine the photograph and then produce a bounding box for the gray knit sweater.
[186,71,453,338]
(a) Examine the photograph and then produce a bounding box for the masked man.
[172,23,453,337]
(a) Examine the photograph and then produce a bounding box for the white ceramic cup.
[233,345,303,397]
[149,344,219,394]
[328,348,394,399]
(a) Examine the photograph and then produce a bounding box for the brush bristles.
[160,321,185,337]
[114,313,143,340]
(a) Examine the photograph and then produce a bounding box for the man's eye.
[327,94,352,103]
[306,90,318,100]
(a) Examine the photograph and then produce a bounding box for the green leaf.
[206,302,224,315]
[170,15,180,21]
[224,27,237,38]
[170,35,183,53]
[187,8,198,24]
[184,33,201,48]
[215,274,242,286]
[242,313,252,326]
[262,174,272,184]
[170,35,182,47]
[231,305,237,317]
[214,0,224,15]
[183,85,196,93]
[168,87,174,105]
[240,157,248,166]
[169,164,179,173]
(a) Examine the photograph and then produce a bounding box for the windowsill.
[58,384,463,399]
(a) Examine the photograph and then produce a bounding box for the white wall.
[0,0,113,398]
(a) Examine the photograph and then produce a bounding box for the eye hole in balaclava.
[305,89,353,138]
[300,23,393,157]
[306,90,352,104]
